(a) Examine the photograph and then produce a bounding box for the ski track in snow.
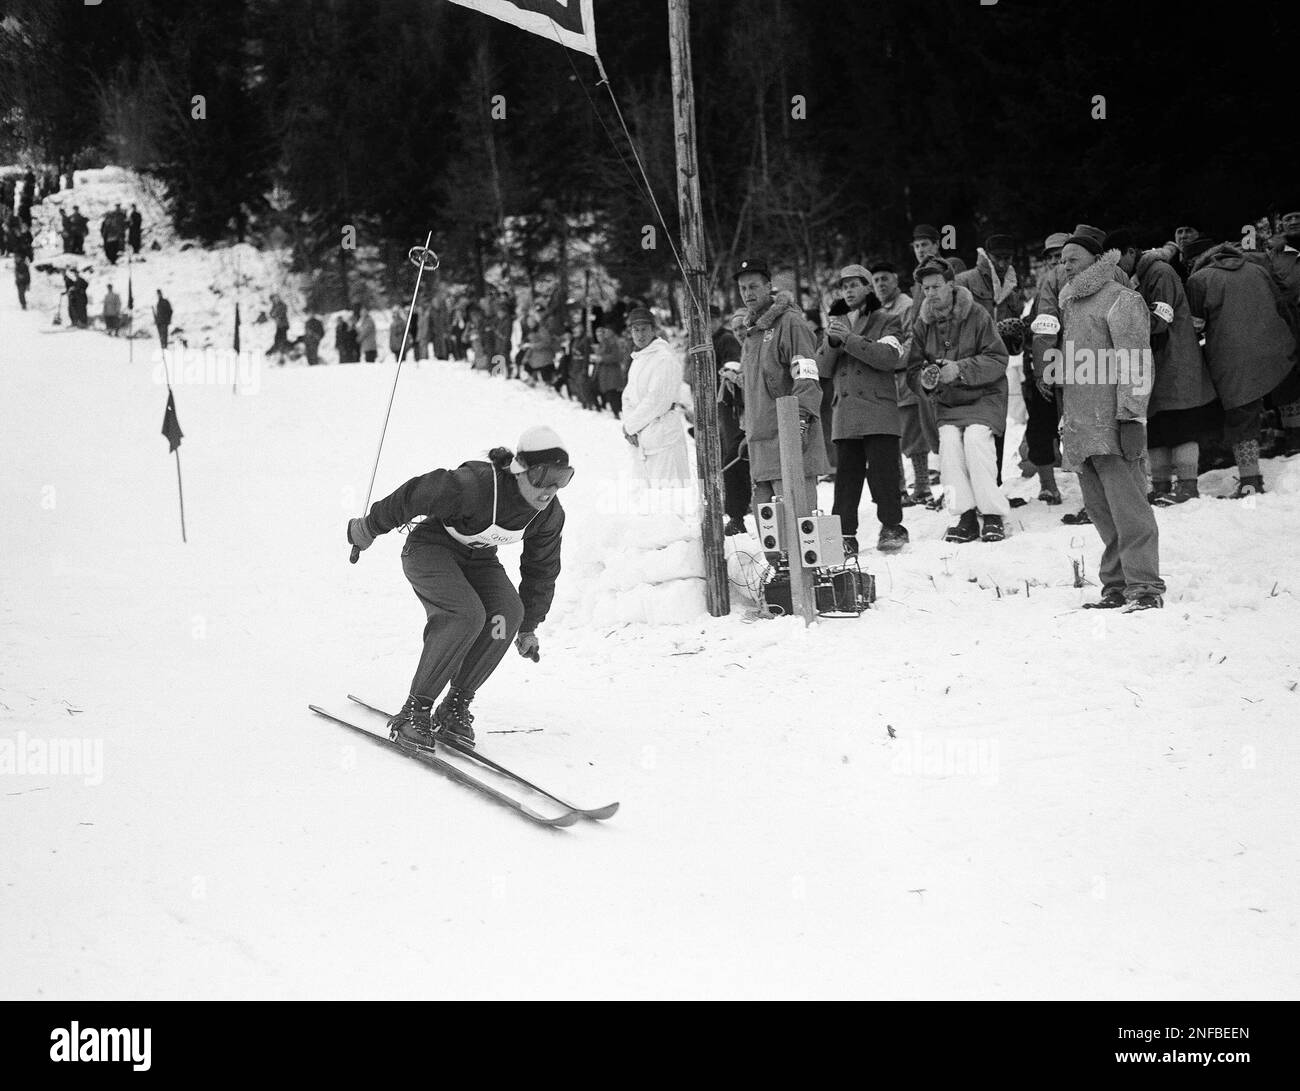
[3,201,1300,1000]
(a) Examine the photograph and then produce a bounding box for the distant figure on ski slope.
[14,254,30,309]
[153,289,172,349]
[267,294,291,360]
[621,306,691,486]
[346,426,571,751]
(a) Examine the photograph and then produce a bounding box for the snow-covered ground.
[4,218,1300,999]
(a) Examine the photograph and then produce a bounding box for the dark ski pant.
[832,435,903,536]
[401,539,525,703]
[1023,379,1060,467]
[1078,454,1166,599]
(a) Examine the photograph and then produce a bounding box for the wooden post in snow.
[668,0,729,618]
[776,396,816,626]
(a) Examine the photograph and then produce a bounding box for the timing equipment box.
[755,499,786,552]
[796,514,844,568]
[763,563,876,617]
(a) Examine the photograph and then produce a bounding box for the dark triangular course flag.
[162,390,183,452]
[127,268,134,311]
[233,301,241,353]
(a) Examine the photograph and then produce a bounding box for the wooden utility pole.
[668,0,729,617]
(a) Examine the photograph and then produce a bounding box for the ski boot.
[943,509,980,544]
[1082,591,1126,610]
[1123,593,1164,612]
[1221,475,1264,499]
[842,535,859,558]
[1153,480,1199,506]
[724,516,747,536]
[388,695,436,751]
[980,514,1005,542]
[877,524,909,552]
[433,686,476,749]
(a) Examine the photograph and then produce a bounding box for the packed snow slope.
[4,273,1300,1000]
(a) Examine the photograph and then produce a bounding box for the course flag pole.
[349,233,438,563]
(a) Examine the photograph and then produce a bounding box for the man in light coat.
[1051,235,1163,610]
[873,261,935,506]
[818,264,909,554]
[621,307,691,486]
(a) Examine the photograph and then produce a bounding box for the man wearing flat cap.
[621,307,692,485]
[817,265,909,554]
[733,258,830,541]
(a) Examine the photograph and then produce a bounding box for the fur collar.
[975,247,1019,305]
[1135,249,1166,281]
[918,282,976,324]
[1059,249,1122,306]
[742,289,796,335]
[1193,242,1245,274]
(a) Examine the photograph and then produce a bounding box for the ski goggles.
[522,462,575,489]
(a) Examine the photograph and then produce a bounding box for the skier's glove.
[1118,420,1146,461]
[515,631,540,662]
[347,516,376,551]
[799,409,812,437]
[624,429,639,447]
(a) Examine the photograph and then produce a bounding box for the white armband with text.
[790,356,819,381]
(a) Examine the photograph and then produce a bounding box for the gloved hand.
[936,360,961,385]
[515,631,540,662]
[624,429,639,447]
[347,516,376,551]
[1118,420,1147,461]
[799,410,812,437]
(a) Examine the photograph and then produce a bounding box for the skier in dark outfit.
[346,426,571,750]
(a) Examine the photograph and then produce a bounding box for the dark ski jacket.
[368,461,565,632]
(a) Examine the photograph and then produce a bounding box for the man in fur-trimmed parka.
[1052,236,1164,610]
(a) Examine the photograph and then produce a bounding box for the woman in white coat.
[621,307,692,486]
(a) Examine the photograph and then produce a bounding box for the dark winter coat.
[955,248,1026,324]
[367,460,564,632]
[1056,250,1152,470]
[14,258,30,291]
[713,326,745,448]
[1186,244,1298,410]
[1133,251,1216,415]
[737,290,831,481]
[905,283,1009,435]
[128,211,142,248]
[816,303,906,439]
[594,334,628,393]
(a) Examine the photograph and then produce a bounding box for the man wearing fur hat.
[905,258,1010,543]
[1052,234,1164,610]
[734,258,830,538]
[1186,242,1299,497]
[621,307,692,486]
[817,265,909,554]
[1110,229,1217,504]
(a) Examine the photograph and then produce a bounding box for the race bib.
[1030,314,1061,336]
[1152,301,1174,324]
[791,356,819,381]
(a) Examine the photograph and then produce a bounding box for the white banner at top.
[446,0,597,58]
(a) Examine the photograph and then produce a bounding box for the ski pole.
[350,233,439,563]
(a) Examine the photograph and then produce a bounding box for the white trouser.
[939,423,1010,516]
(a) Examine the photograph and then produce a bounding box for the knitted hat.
[733,257,771,281]
[913,257,956,283]
[912,223,940,242]
[984,234,1015,257]
[625,307,655,327]
[1063,232,1103,257]
[838,263,872,283]
[510,425,569,473]
[868,261,897,275]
